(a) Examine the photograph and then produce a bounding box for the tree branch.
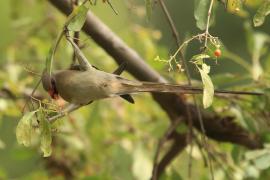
[155,133,187,178]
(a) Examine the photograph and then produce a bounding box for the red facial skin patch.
[48,89,59,100]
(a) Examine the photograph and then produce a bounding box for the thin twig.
[151,118,182,180]
[22,78,42,113]
[204,0,215,47]
[24,67,42,77]
[48,104,82,123]
[71,0,80,66]
[66,32,94,70]
[157,1,201,178]
[106,0,118,15]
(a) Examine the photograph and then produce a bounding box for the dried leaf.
[67,5,88,31]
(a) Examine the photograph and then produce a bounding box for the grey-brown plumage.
[68,62,135,103]
[41,68,262,105]
[53,69,141,104]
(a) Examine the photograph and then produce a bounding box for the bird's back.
[54,69,140,104]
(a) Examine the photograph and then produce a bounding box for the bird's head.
[41,71,59,99]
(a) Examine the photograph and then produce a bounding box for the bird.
[41,63,262,106]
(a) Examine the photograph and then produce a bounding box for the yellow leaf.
[16,111,36,147]
[198,63,214,108]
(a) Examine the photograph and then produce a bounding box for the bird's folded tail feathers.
[118,82,201,95]
[117,81,263,96]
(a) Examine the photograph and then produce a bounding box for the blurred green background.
[0,0,270,179]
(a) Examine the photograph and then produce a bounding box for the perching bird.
[41,63,262,105]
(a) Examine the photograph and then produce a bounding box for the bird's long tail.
[118,81,262,96]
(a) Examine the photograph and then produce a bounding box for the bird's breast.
[54,70,111,104]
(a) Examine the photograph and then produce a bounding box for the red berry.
[214,49,221,57]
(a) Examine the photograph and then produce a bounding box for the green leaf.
[191,53,210,64]
[191,54,210,60]
[40,111,52,157]
[244,22,255,55]
[16,111,36,147]
[198,63,214,108]
[253,0,270,27]
[253,61,263,81]
[67,5,88,31]
[194,0,210,30]
[145,0,152,21]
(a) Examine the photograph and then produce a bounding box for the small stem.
[48,104,82,123]
[151,118,182,180]
[22,79,42,113]
[204,0,215,47]
[71,0,80,66]
[171,34,201,60]
[107,0,118,15]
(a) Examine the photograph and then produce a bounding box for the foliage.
[194,0,211,30]
[16,111,36,147]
